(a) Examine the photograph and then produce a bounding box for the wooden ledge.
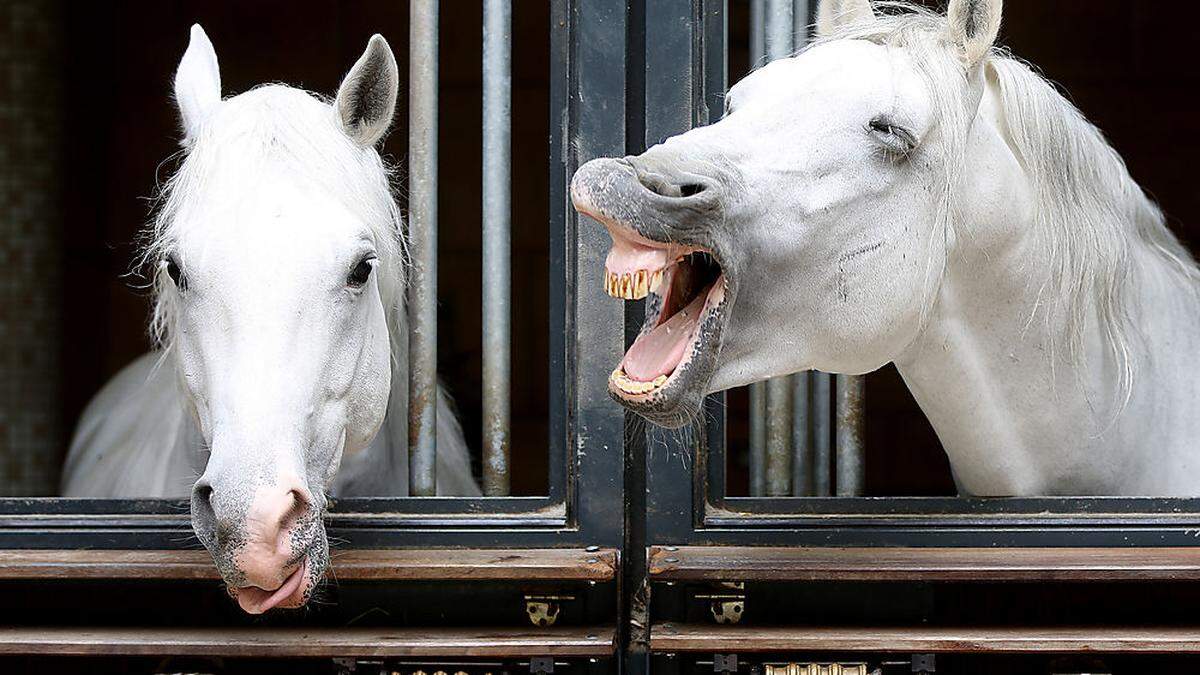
[0,548,618,582]
[651,623,1200,654]
[648,546,1200,582]
[0,625,616,658]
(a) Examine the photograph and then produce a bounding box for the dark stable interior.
[2,1,1197,497]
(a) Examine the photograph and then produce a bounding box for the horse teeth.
[649,269,664,293]
[606,268,666,300]
[609,367,671,394]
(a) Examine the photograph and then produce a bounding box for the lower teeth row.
[610,367,669,394]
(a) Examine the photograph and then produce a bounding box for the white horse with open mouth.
[572,0,1200,496]
[62,26,478,612]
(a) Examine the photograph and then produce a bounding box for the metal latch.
[696,581,745,624]
[524,594,573,627]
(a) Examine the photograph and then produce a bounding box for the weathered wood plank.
[0,548,618,581]
[648,546,1200,582]
[650,624,1200,654]
[0,626,616,658]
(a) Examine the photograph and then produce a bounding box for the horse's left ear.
[946,0,1002,69]
[335,34,399,148]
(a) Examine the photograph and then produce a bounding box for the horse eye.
[164,257,186,291]
[868,117,917,156]
[347,258,375,288]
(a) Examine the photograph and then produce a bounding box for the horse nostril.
[633,169,709,200]
[190,481,218,544]
[281,488,312,533]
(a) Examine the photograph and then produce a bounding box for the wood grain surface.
[0,548,618,581]
[648,546,1200,582]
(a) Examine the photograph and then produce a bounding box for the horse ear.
[174,24,221,146]
[816,0,876,37]
[946,0,1003,68]
[335,34,399,148]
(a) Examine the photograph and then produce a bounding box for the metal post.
[758,0,794,498]
[836,374,865,496]
[408,0,439,496]
[749,0,765,70]
[813,371,832,496]
[748,381,766,496]
[746,0,769,498]
[793,0,811,47]
[481,0,511,497]
[764,0,793,61]
[790,372,811,495]
[765,377,793,496]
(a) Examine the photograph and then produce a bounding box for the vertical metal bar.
[749,0,765,70]
[408,0,439,496]
[764,0,793,60]
[790,372,810,495]
[792,0,810,48]
[836,374,866,496]
[759,0,794,499]
[748,382,766,496]
[812,371,832,496]
[746,0,769,498]
[765,377,793,496]
[481,0,512,497]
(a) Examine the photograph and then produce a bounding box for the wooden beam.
[0,626,616,658]
[651,624,1200,654]
[648,546,1200,582]
[0,548,618,582]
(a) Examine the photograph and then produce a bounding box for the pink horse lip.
[234,556,309,614]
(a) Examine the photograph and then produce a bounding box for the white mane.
[817,4,1200,401]
[143,84,407,350]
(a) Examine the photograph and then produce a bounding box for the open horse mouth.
[571,156,730,427]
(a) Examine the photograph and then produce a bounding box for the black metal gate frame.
[4,1,1200,672]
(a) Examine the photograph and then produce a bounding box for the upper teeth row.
[605,269,664,300]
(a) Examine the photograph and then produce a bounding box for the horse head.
[158,26,402,612]
[570,0,1004,428]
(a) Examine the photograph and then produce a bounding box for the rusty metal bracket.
[696,581,746,624]
[524,594,573,627]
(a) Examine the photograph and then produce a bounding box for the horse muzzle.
[571,156,735,428]
[191,476,327,613]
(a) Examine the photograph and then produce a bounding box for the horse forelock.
[805,2,1200,409]
[142,84,407,355]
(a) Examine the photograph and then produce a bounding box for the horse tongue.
[622,287,708,382]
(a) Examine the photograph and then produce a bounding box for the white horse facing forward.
[572,0,1200,496]
[62,27,478,613]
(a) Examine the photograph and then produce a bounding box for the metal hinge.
[696,581,746,624]
[911,653,935,674]
[524,594,574,627]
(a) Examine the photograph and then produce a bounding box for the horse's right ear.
[816,0,877,37]
[335,35,399,148]
[174,24,221,146]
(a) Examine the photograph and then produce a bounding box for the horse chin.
[222,530,329,615]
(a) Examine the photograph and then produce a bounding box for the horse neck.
[892,90,1200,496]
